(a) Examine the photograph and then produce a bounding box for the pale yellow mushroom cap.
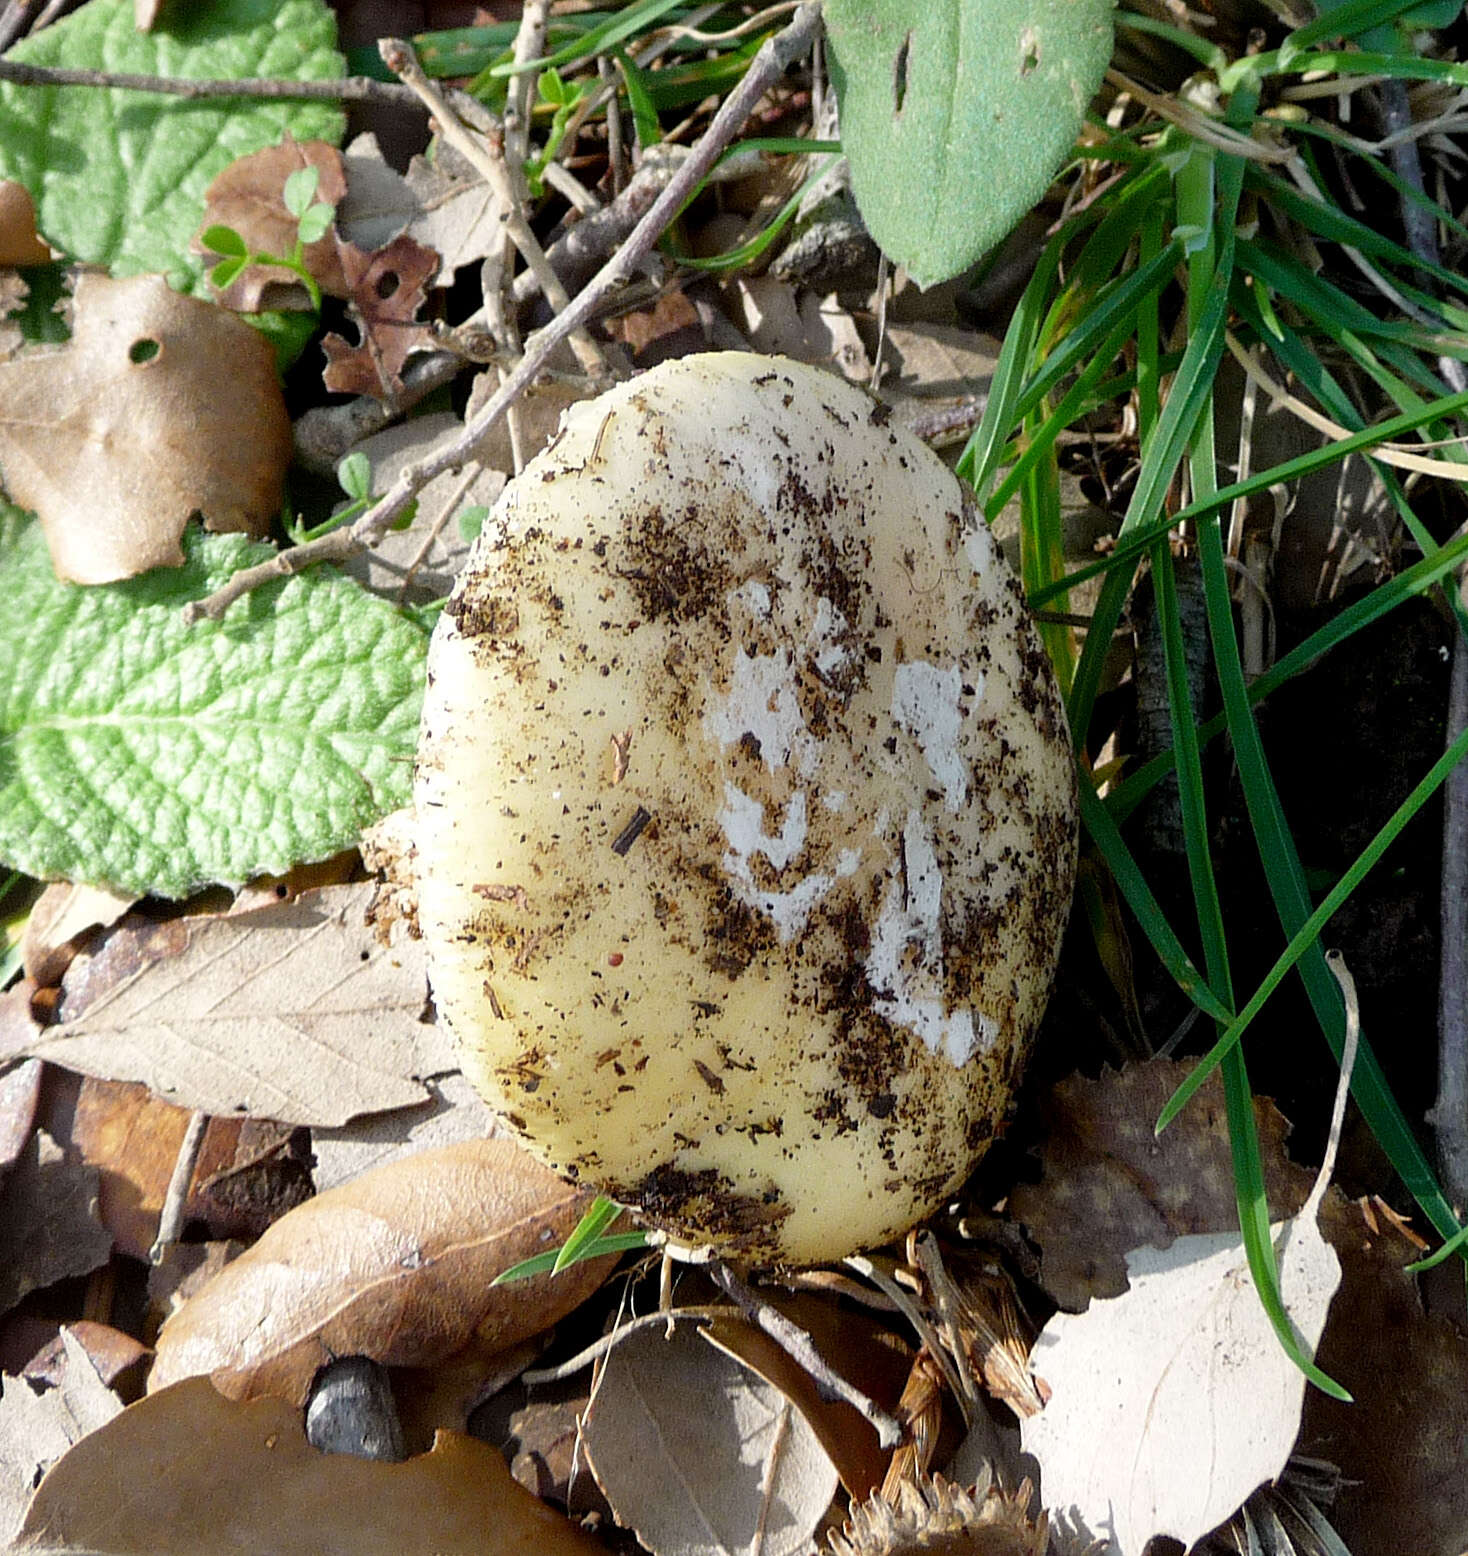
[415,352,1077,1265]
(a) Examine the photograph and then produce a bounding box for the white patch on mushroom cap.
[865,809,996,1066]
[891,661,976,812]
[703,647,817,775]
[716,784,860,941]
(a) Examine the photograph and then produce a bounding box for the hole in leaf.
[128,337,160,364]
[1019,27,1041,75]
[893,32,911,115]
[374,271,400,300]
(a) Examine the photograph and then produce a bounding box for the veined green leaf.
[0,511,424,898]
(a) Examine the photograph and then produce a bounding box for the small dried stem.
[184,2,822,625]
[148,1109,208,1264]
[710,1262,904,1448]
[0,56,419,106]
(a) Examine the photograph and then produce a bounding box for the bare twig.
[1437,579,1468,1215]
[0,56,420,106]
[380,37,608,379]
[503,0,550,167]
[184,2,822,624]
[148,1109,208,1264]
[710,1262,904,1447]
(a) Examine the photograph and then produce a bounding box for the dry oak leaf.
[13,1375,602,1556]
[200,138,349,312]
[0,272,290,583]
[30,882,451,1128]
[0,1128,111,1316]
[321,232,439,401]
[148,1137,616,1405]
[1008,1058,1314,1311]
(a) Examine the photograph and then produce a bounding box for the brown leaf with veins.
[1009,1059,1315,1311]
[0,272,290,583]
[14,1377,602,1556]
[148,1137,615,1405]
[199,138,349,312]
[322,232,439,401]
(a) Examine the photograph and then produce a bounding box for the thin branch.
[0,56,420,107]
[710,1262,904,1448]
[148,1109,208,1265]
[184,1,823,624]
[380,37,608,379]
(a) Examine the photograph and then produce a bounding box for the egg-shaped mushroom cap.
[415,352,1077,1265]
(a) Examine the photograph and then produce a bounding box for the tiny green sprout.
[202,166,338,314]
[493,1193,650,1284]
[337,450,372,503]
[525,67,590,197]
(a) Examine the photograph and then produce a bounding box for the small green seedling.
[493,1193,649,1284]
[286,450,417,546]
[202,164,337,314]
[524,67,591,197]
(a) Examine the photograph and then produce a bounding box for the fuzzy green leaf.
[0,510,425,898]
[0,0,344,292]
[824,0,1116,287]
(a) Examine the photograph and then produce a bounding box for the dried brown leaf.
[582,1315,840,1556]
[1300,1195,1468,1555]
[0,1129,111,1315]
[14,1375,603,1556]
[321,233,439,402]
[1009,1059,1314,1310]
[200,138,349,311]
[148,1137,614,1404]
[21,1321,148,1393]
[30,883,451,1127]
[0,272,290,583]
[71,1077,308,1260]
[1,1330,121,1545]
[0,183,53,268]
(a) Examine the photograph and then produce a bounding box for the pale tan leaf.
[14,1376,603,1556]
[28,883,451,1127]
[403,143,502,280]
[583,1315,840,1556]
[310,1071,504,1191]
[1,1331,121,1545]
[1021,1215,1341,1555]
[0,1130,111,1314]
[149,1138,614,1405]
[0,273,290,583]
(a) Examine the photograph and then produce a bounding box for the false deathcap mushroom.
[415,352,1077,1266]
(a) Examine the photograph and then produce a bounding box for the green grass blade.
[1193,502,1465,1248]
[490,0,688,76]
[551,1192,623,1274]
[1066,255,1231,746]
[495,1229,652,1285]
[1158,712,1468,1130]
[1077,778,1235,1024]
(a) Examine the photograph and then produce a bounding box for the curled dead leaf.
[0,183,52,268]
[321,233,439,402]
[0,272,290,583]
[148,1138,616,1404]
[14,1376,602,1556]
